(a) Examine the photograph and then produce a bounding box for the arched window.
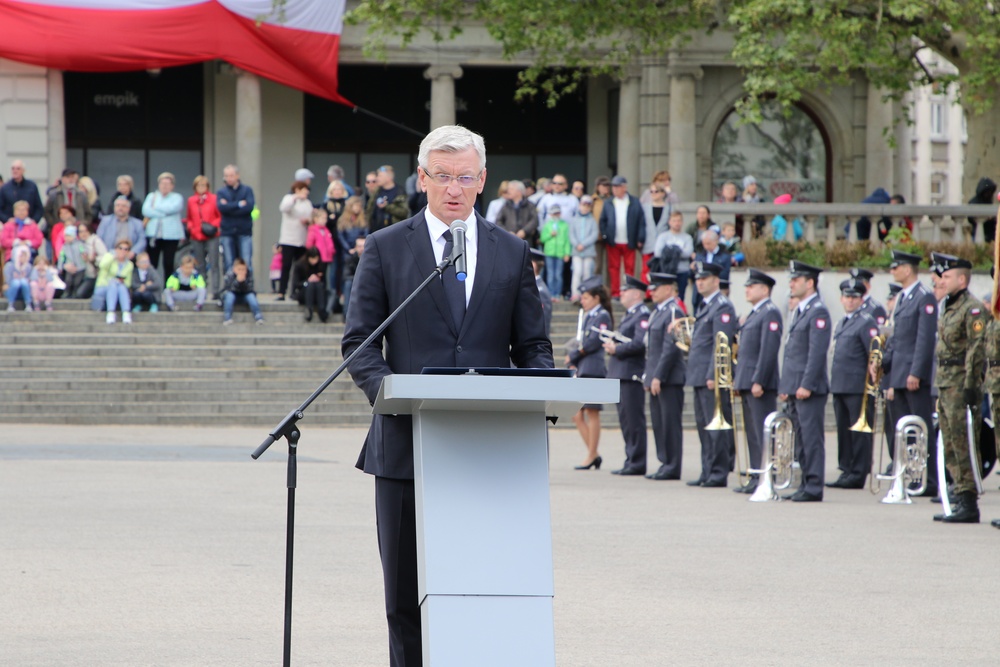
[712,102,831,203]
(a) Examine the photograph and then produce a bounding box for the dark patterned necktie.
[441,229,466,331]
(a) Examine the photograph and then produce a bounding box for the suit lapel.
[458,216,497,338]
[405,217,458,337]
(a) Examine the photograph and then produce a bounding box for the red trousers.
[606,243,635,297]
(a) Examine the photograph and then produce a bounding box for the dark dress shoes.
[825,476,846,489]
[733,483,758,494]
[701,479,727,488]
[645,470,679,480]
[574,456,602,471]
[839,476,866,489]
[990,518,1000,529]
[783,490,822,502]
[686,479,705,487]
[612,467,645,476]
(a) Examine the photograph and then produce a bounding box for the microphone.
[450,220,468,281]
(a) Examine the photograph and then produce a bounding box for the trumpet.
[876,415,928,504]
[749,411,798,502]
[591,326,631,344]
[671,316,696,352]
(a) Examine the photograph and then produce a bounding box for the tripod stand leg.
[283,430,299,667]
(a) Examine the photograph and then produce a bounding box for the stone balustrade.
[674,203,999,246]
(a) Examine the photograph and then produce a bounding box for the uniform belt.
[989,360,1000,368]
[938,357,964,367]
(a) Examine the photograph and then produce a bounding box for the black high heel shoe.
[574,456,602,471]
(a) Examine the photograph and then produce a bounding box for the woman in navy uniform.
[567,275,614,469]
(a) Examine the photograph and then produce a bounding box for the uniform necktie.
[441,229,466,331]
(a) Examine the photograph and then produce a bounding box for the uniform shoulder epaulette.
[717,294,731,306]
[638,304,650,315]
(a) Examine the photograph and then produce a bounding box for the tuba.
[876,415,928,504]
[749,411,798,502]
[671,316,696,352]
[705,332,733,431]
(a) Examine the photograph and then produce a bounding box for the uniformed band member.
[778,261,831,501]
[932,253,988,523]
[530,247,553,337]
[684,261,737,487]
[733,268,783,494]
[605,275,651,475]
[827,278,879,489]
[882,249,939,497]
[568,275,613,470]
[982,270,1000,529]
[850,267,888,325]
[644,272,687,480]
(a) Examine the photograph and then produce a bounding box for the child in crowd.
[540,204,570,300]
[98,239,134,323]
[341,236,365,320]
[4,242,33,310]
[269,244,282,294]
[222,257,264,325]
[294,247,328,323]
[131,252,163,312]
[770,193,803,241]
[569,195,598,300]
[719,221,744,266]
[30,254,59,311]
[76,223,105,300]
[50,205,77,264]
[306,208,336,313]
[164,255,207,311]
[58,225,87,298]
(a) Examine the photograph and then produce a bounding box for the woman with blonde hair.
[142,171,185,279]
[78,175,102,219]
[184,175,222,298]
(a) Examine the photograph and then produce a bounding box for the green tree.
[348,0,1000,196]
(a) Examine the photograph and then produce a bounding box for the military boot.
[941,492,980,524]
[933,497,961,521]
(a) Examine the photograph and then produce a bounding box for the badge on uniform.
[816,319,827,329]
[721,313,731,323]
[925,304,935,314]
[769,321,779,332]
[600,323,608,330]
[972,308,982,316]
[877,316,885,325]
[640,320,649,329]
[869,327,878,337]
[974,320,985,333]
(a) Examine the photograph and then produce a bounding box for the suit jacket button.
[456,345,463,353]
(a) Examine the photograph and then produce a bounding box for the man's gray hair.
[224,164,240,174]
[327,164,345,179]
[507,180,525,194]
[418,125,486,172]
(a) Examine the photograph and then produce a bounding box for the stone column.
[638,57,670,191]
[616,68,641,186]
[425,65,463,130]
[667,63,703,201]
[865,82,894,197]
[235,70,264,288]
[46,70,65,185]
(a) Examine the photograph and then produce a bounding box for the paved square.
[2,424,997,666]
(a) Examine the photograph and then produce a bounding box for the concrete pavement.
[2,424,998,666]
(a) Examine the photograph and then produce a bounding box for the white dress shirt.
[425,209,478,306]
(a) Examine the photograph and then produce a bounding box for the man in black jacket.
[0,159,44,223]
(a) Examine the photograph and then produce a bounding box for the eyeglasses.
[552,181,567,186]
[651,188,665,194]
[116,245,130,250]
[365,179,377,184]
[427,173,482,188]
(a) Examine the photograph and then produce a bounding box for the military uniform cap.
[623,275,649,292]
[693,261,722,279]
[889,249,921,269]
[887,282,903,298]
[648,272,678,287]
[745,268,776,288]
[849,268,874,282]
[931,252,972,272]
[839,278,866,297]
[578,275,603,294]
[529,247,546,262]
[788,260,823,279]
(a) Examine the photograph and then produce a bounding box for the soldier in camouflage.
[985,267,1000,529]
[932,253,988,524]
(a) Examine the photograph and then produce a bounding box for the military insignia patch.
[869,327,878,337]
[971,308,981,316]
[640,320,649,329]
[769,321,779,332]
[877,316,885,325]
[925,304,935,314]
[599,323,608,330]
[721,313,731,323]
[974,320,985,333]
[816,319,827,329]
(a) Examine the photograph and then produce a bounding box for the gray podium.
[373,373,619,667]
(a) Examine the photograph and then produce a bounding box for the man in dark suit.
[691,229,731,312]
[881,249,938,497]
[684,261,737,487]
[342,125,553,667]
[530,247,553,337]
[778,261,831,501]
[598,175,645,298]
[827,278,879,489]
[644,272,687,480]
[604,275,650,475]
[733,268,782,494]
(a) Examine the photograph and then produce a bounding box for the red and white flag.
[0,0,350,105]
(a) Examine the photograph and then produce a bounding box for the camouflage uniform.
[935,289,988,495]
[984,317,1000,442]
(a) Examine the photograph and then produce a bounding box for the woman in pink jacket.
[305,208,337,314]
[1,200,44,263]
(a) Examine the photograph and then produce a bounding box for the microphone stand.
[252,255,456,667]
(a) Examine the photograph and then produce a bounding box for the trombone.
[850,335,889,494]
[705,332,751,487]
[749,411,798,502]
